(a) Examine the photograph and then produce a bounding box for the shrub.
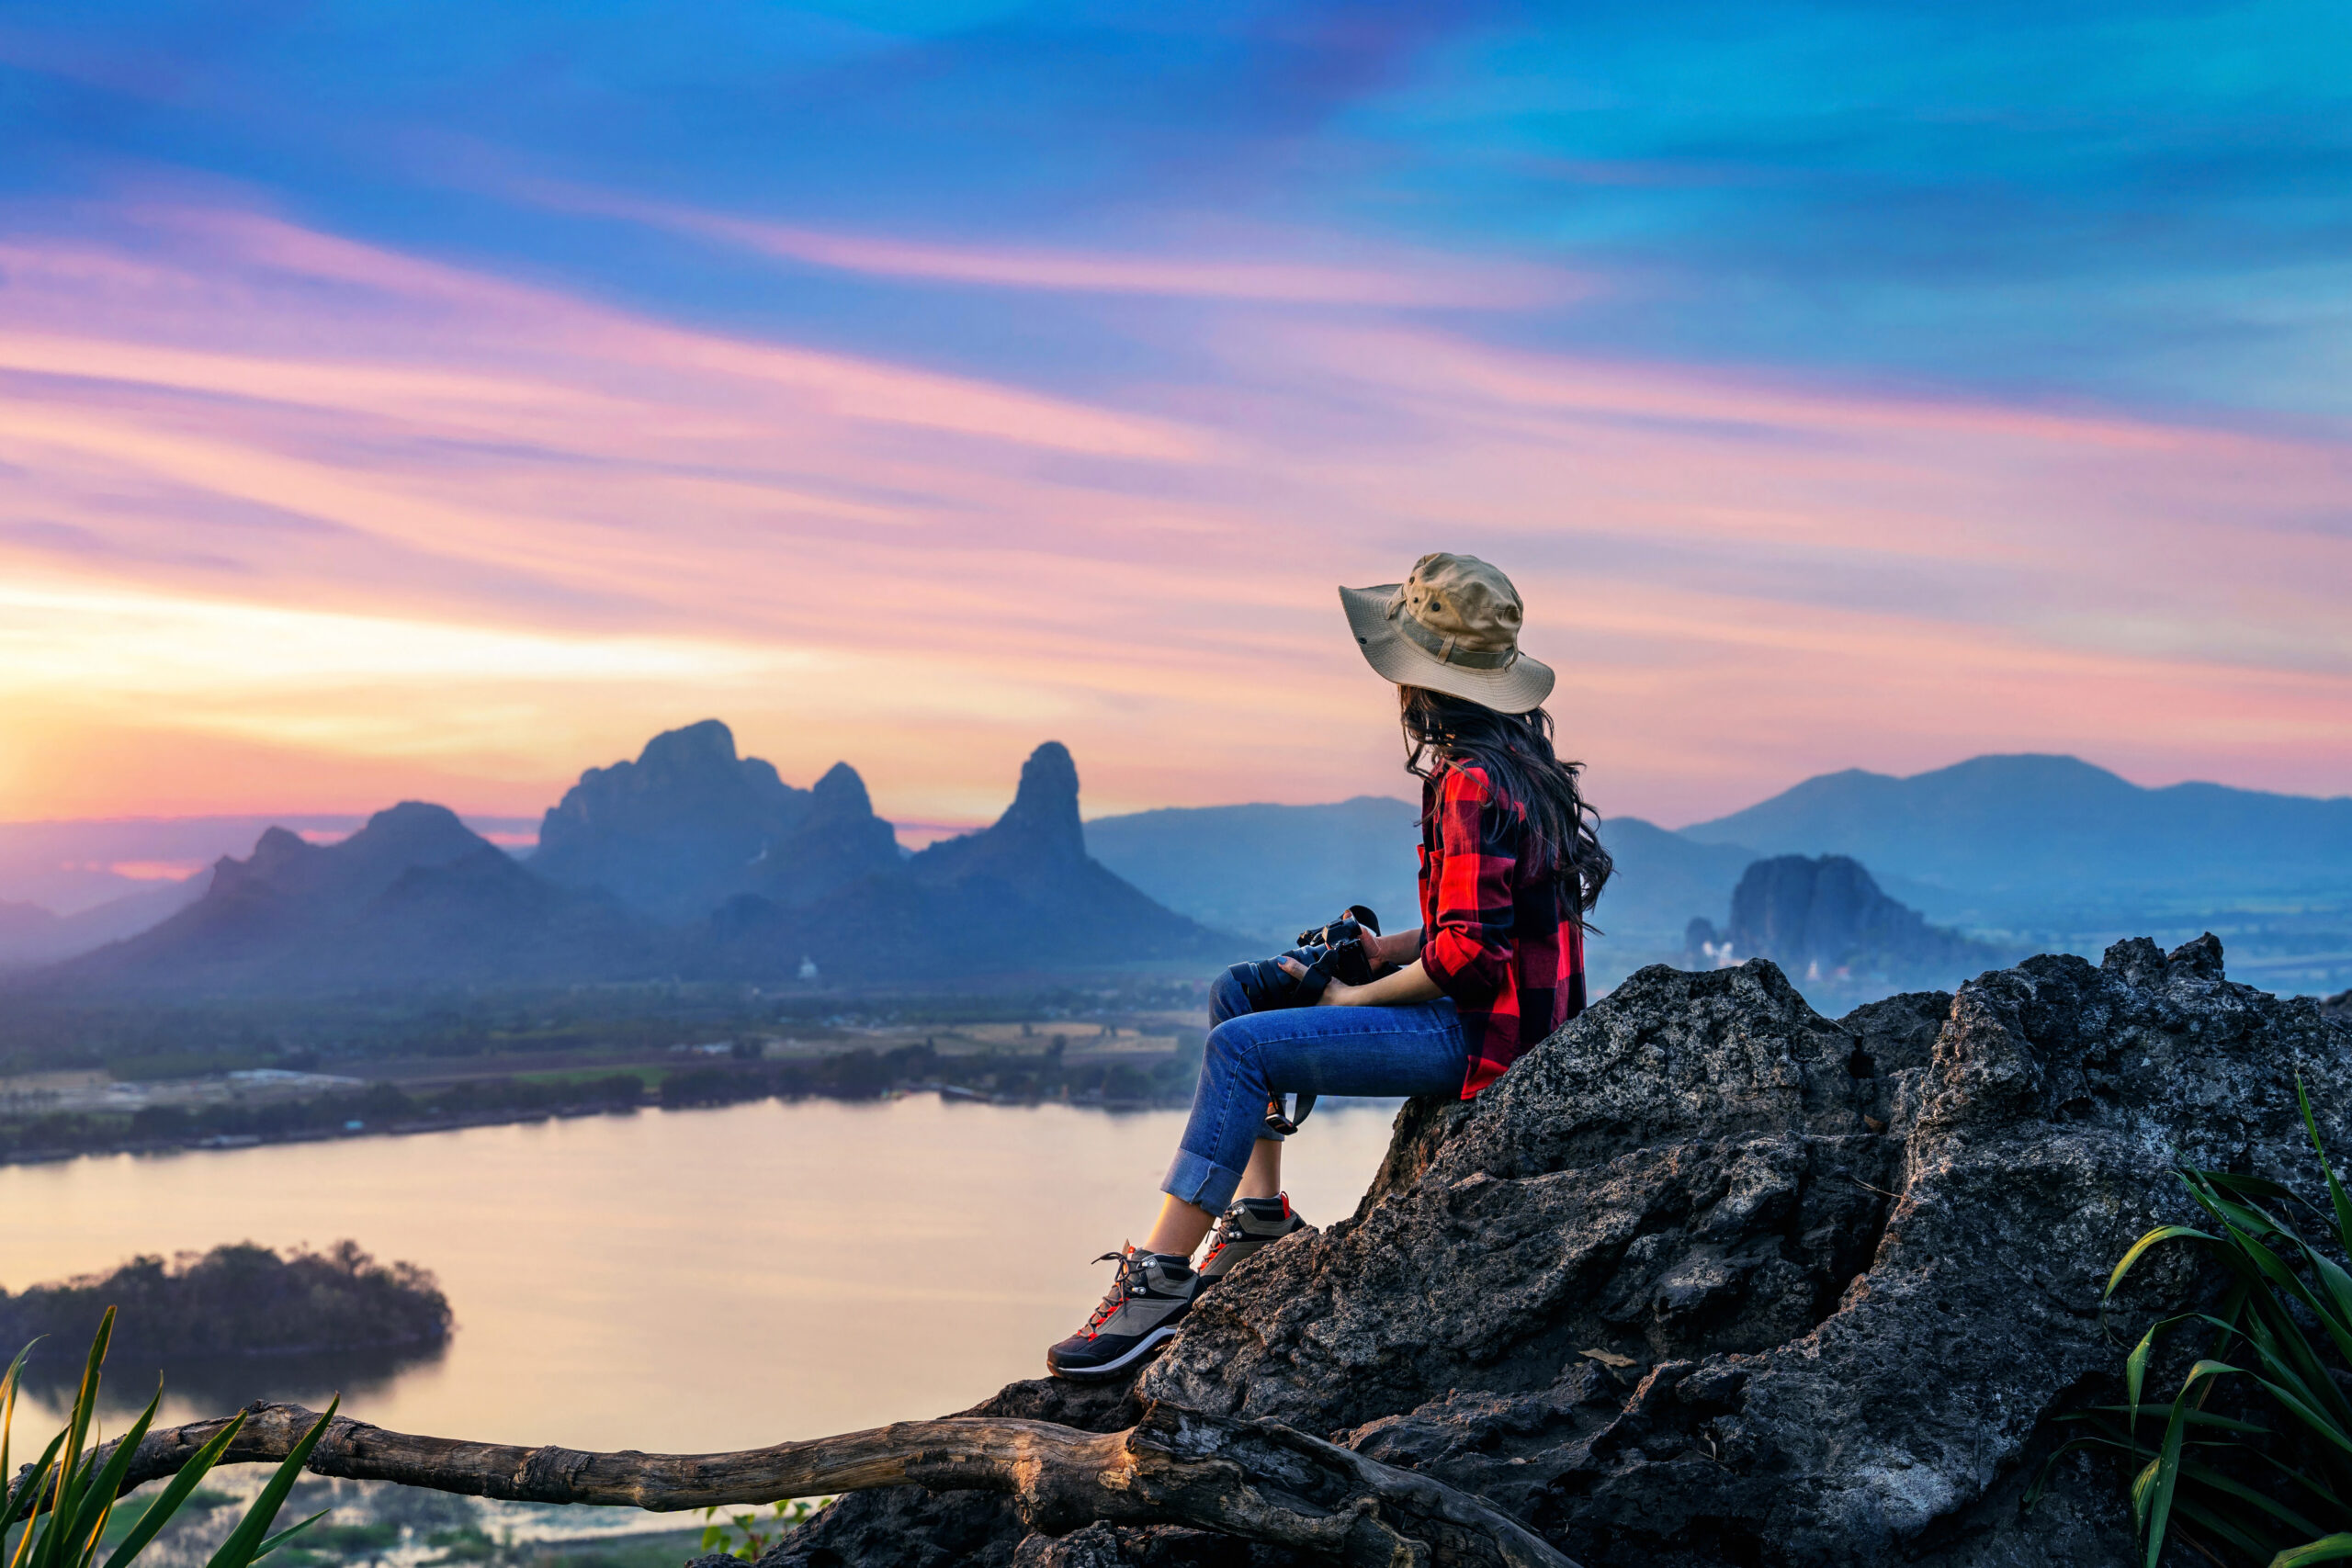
[0,1241,450,1359]
[2039,1080,2352,1566]
[1,1309,335,1568]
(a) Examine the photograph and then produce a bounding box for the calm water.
[0,1096,1404,1453]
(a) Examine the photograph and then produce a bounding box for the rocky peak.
[632,716,741,779]
[808,761,874,818]
[343,802,482,863]
[994,741,1084,861]
[1687,852,2008,995]
[531,721,816,922]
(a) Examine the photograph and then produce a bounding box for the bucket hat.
[1339,553,1555,714]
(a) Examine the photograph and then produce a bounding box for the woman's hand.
[1278,955,1442,1008]
[1277,954,1362,1005]
[1363,926,1421,966]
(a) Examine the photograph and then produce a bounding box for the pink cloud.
[0,200,2346,828]
[526,184,1591,310]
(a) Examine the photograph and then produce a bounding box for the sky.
[0,0,2346,833]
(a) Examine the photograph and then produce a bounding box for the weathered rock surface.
[770,936,2352,1567]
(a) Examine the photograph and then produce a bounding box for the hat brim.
[1339,583,1555,715]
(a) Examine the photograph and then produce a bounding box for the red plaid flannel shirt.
[1416,760,1589,1098]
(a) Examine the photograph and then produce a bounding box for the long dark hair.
[1400,686,1612,922]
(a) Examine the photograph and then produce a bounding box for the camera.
[1219,906,1393,1136]
[1227,904,1386,1013]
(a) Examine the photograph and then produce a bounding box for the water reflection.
[16,1339,446,1420]
[0,1096,1405,1450]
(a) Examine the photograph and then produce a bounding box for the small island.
[0,1240,451,1359]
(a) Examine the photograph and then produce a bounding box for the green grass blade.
[199,1399,337,1568]
[2296,1077,2352,1256]
[2177,1456,2326,1539]
[2127,1323,2154,1419]
[0,1339,36,1515]
[97,1415,246,1568]
[2144,1359,2245,1567]
[2110,1227,2217,1297]
[2079,1405,2273,1435]
[2204,1172,2302,1203]
[4,1432,67,1535]
[2275,1534,2352,1568]
[61,1389,161,1563]
[246,1509,328,1566]
[34,1311,116,1568]
[2169,1492,2281,1559]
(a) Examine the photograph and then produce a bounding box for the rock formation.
[534,720,899,921]
[1686,853,2010,993]
[774,935,2351,1567]
[2324,987,2350,1025]
[36,802,659,994]
[699,742,1240,982]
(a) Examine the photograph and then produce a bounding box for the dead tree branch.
[64,1399,1571,1568]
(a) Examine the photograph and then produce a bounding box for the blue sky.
[12,1,2347,412]
[0,2,2346,824]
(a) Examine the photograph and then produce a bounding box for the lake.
[0,1095,1407,1453]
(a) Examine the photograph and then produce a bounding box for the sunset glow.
[3,5,2346,830]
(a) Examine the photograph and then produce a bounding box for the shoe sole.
[1046,1323,1181,1382]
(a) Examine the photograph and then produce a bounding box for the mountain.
[0,900,59,964]
[1589,818,1760,950]
[697,742,1241,982]
[532,720,898,920]
[1685,854,2013,991]
[47,804,654,993]
[1085,797,1421,945]
[752,761,903,908]
[1680,754,2352,921]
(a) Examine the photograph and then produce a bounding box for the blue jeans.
[1160,994,1468,1213]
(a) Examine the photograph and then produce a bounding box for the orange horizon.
[4,206,2347,832]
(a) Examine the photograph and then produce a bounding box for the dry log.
[69,1399,1573,1568]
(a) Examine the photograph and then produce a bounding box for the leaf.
[0,1338,36,1516]
[2144,1361,2238,1567]
[2109,1226,2215,1297]
[99,1414,246,1568]
[201,1400,338,1568]
[61,1388,164,1568]
[2274,1535,2352,1568]
[2127,1324,2155,1422]
[33,1311,117,1568]
[248,1509,330,1566]
[2,1431,66,1536]
[2298,1076,2352,1258]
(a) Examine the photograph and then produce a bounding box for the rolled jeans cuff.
[1161,1147,1245,1214]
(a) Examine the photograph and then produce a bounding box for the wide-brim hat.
[1339,552,1555,714]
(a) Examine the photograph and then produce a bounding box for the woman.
[1047,552,1611,1380]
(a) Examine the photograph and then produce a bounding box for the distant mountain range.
[7,744,2347,998]
[0,813,534,916]
[1682,753,2352,925]
[28,724,1235,996]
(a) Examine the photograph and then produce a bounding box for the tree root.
[73,1398,1573,1568]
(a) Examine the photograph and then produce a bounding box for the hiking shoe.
[1046,1245,1196,1381]
[1196,1194,1306,1289]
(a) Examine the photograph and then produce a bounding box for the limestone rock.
[775,935,2352,1566]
